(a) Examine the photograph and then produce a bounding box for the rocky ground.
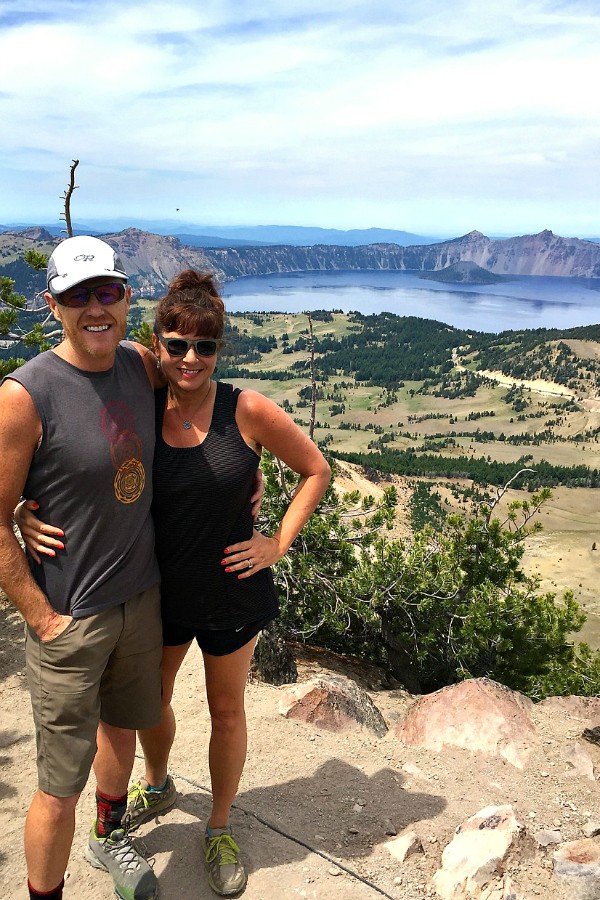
[2,597,599,900]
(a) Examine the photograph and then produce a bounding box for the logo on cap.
[74,254,95,262]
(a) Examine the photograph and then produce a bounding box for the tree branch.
[60,159,79,238]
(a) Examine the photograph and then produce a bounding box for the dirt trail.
[476,368,576,398]
[452,351,577,399]
[2,603,599,900]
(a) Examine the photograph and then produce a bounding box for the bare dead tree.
[270,312,318,501]
[60,159,79,237]
[306,312,317,440]
[0,160,81,352]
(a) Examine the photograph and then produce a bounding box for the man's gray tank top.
[8,342,159,617]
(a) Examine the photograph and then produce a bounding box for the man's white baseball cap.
[47,236,128,293]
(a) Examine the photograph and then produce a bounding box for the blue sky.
[1,0,599,237]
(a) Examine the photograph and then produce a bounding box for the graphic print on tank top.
[100,399,146,504]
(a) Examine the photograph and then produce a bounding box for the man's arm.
[0,379,71,640]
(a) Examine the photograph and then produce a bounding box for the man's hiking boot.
[122,775,177,831]
[203,825,247,896]
[85,825,158,900]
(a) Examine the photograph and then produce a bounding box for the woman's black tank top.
[152,381,279,629]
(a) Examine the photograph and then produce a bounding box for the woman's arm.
[222,390,331,579]
[129,340,167,389]
[14,499,65,564]
[16,459,265,561]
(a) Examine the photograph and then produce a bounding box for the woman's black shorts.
[162,613,275,656]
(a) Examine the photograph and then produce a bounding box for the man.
[0,236,163,900]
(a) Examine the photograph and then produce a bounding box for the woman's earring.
[155,355,161,370]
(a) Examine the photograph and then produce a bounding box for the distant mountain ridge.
[173,224,441,247]
[1,227,600,297]
[0,221,440,246]
[196,228,600,285]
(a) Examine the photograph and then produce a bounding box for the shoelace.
[128,783,151,811]
[101,829,142,873]
[205,833,240,867]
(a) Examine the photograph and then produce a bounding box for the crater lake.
[222,270,600,332]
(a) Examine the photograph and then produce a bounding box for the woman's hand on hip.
[221,529,282,579]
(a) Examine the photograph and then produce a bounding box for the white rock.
[482,888,504,900]
[432,805,523,899]
[385,829,424,862]
[534,829,563,847]
[563,743,596,782]
[502,874,522,899]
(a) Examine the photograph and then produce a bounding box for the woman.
[18,269,331,897]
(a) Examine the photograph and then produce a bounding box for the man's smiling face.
[45,277,131,371]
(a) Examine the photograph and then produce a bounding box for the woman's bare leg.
[203,636,257,827]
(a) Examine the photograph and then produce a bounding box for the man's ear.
[45,291,62,322]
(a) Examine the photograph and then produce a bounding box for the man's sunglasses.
[157,335,219,358]
[52,282,127,309]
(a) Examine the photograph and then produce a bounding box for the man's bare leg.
[137,643,192,787]
[25,790,79,891]
[94,721,136,797]
[88,721,158,898]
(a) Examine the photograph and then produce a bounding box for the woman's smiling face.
[154,330,218,394]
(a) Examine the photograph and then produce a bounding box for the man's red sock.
[95,788,127,837]
[28,878,64,899]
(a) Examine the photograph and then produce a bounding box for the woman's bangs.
[165,305,222,339]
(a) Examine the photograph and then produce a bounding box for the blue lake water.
[222,270,600,333]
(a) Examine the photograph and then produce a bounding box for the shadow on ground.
[0,601,27,684]
[136,758,445,898]
[0,729,33,875]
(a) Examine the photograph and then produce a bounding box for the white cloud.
[1,0,599,234]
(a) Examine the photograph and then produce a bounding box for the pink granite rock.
[394,677,536,769]
[278,675,388,736]
[553,839,600,899]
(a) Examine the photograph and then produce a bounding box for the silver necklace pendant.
[183,420,192,430]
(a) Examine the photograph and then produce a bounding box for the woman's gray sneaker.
[203,825,247,896]
[122,775,177,831]
[85,825,158,900]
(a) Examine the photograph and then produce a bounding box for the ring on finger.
[247,560,253,569]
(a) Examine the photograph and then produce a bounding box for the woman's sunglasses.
[157,336,219,358]
[52,282,127,309]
